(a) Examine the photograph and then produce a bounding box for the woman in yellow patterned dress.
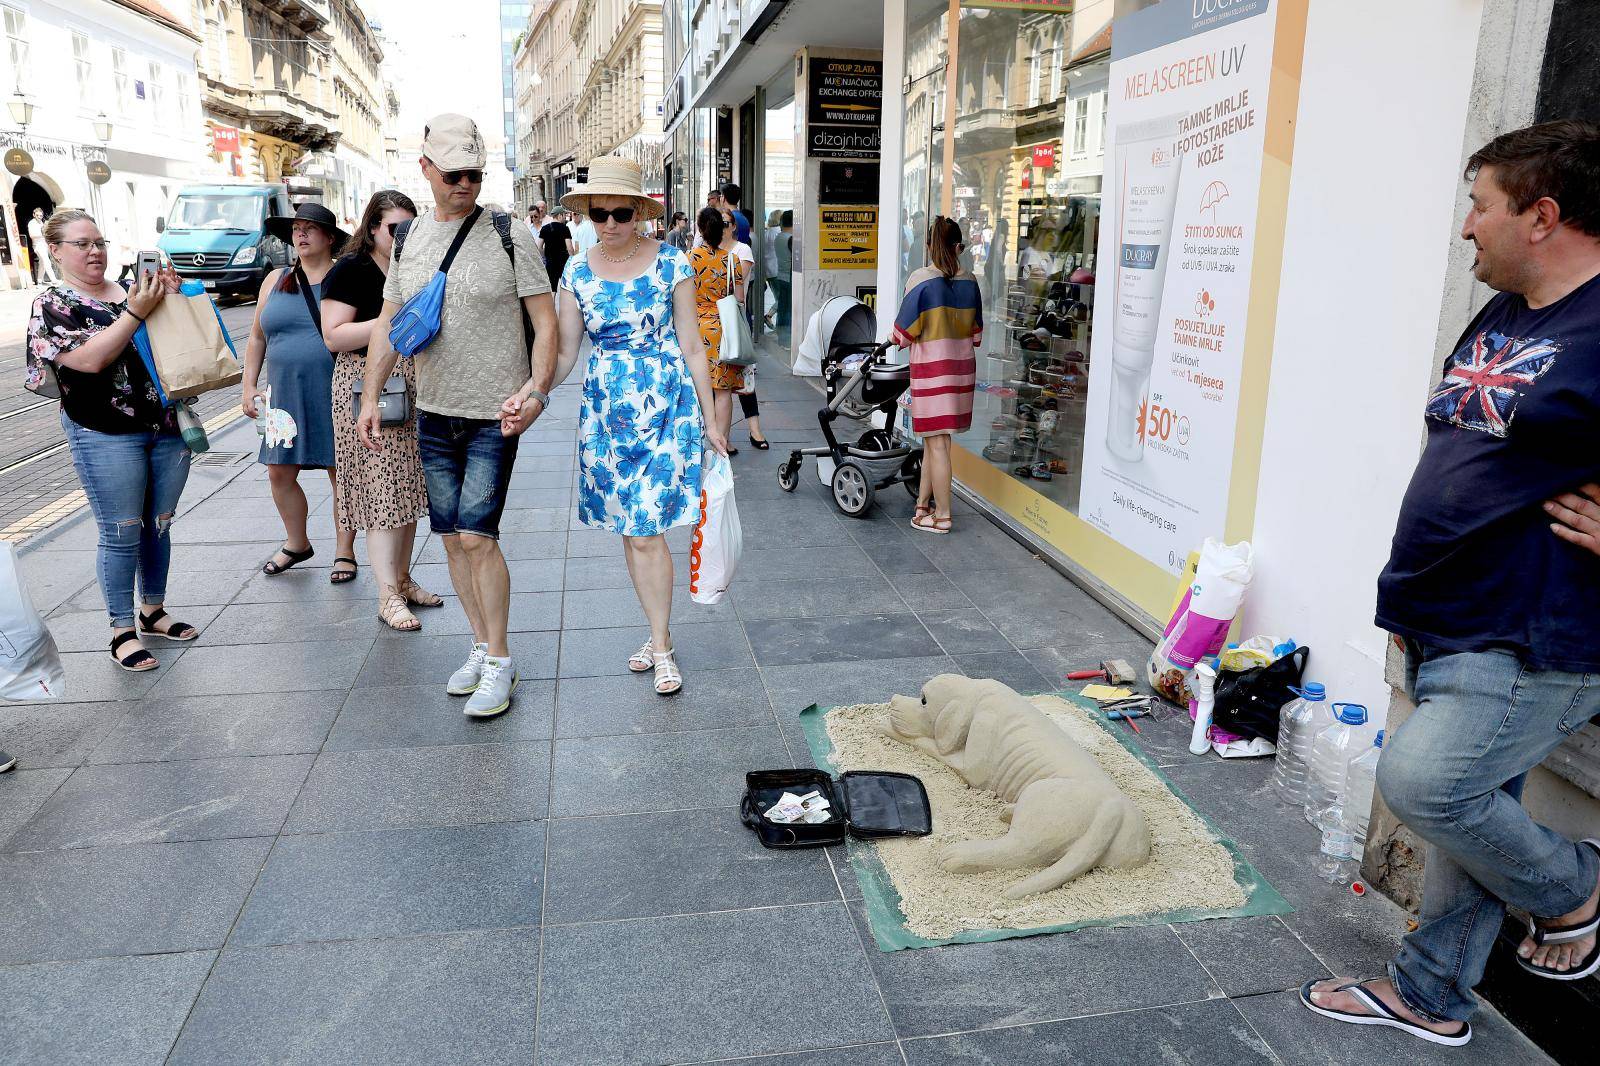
[689,206,749,454]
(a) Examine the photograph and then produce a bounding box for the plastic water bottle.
[1305,702,1369,831]
[1271,683,1325,806]
[174,401,209,454]
[1342,730,1384,856]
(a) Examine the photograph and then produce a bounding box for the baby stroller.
[778,296,923,517]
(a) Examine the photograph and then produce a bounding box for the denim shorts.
[416,411,519,539]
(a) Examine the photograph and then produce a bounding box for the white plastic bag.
[1148,537,1254,703]
[689,451,741,605]
[0,542,66,700]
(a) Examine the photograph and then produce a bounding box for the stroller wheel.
[777,460,800,492]
[831,460,874,517]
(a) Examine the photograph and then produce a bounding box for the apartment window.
[149,60,165,121]
[1049,27,1065,99]
[2,6,27,88]
[177,73,193,122]
[1071,96,1089,157]
[73,31,94,109]
[112,47,131,115]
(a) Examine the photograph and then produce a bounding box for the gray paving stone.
[859,537,942,575]
[557,621,754,677]
[561,584,734,629]
[1232,988,1551,1066]
[354,630,558,687]
[195,599,378,646]
[0,838,272,964]
[372,591,563,638]
[738,511,859,548]
[0,699,131,768]
[12,549,97,616]
[86,691,343,765]
[503,470,576,491]
[563,553,689,589]
[499,488,573,510]
[882,571,973,610]
[229,564,380,602]
[9,646,181,706]
[951,570,1138,650]
[1171,915,1331,997]
[684,1047,903,1066]
[168,929,540,1065]
[537,904,893,1065]
[171,541,303,573]
[494,507,570,532]
[740,544,880,579]
[0,951,216,1066]
[8,755,313,851]
[44,606,225,653]
[285,742,550,833]
[406,558,565,595]
[544,807,839,923]
[951,649,1052,694]
[233,822,544,946]
[760,654,958,759]
[149,639,370,698]
[731,573,905,620]
[562,524,693,557]
[745,613,941,668]
[0,767,72,850]
[550,725,790,817]
[901,998,1275,1064]
[326,681,555,750]
[1023,638,1153,687]
[850,903,1223,1037]
[59,568,253,614]
[554,668,773,738]
[916,608,1014,654]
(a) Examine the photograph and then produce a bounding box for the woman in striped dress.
[892,217,981,534]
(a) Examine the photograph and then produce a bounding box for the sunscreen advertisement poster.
[1078,0,1279,573]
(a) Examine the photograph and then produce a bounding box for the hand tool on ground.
[1065,658,1137,685]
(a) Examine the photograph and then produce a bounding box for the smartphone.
[135,250,163,279]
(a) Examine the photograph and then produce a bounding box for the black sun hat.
[264,202,350,248]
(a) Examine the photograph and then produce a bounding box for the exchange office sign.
[807,58,882,158]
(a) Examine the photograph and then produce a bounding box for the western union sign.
[819,206,878,270]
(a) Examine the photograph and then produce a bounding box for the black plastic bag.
[1211,645,1310,742]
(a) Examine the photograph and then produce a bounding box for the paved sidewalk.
[0,356,1550,1064]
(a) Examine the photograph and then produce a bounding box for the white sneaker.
[464,656,517,718]
[447,643,489,696]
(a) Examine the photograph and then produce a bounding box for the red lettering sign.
[212,126,240,154]
[1032,144,1056,169]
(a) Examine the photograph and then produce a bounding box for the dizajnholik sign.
[807,58,882,159]
[1077,0,1279,573]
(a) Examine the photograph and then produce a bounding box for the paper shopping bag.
[143,288,241,399]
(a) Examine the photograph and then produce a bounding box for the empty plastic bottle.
[1305,703,1369,832]
[1271,682,1325,807]
[1342,730,1385,857]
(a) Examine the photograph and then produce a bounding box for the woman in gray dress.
[241,204,357,579]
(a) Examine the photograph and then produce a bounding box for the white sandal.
[652,646,682,696]
[628,639,654,673]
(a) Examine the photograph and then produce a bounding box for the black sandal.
[329,557,359,585]
[749,434,770,450]
[262,544,314,575]
[110,631,159,672]
[138,607,198,642]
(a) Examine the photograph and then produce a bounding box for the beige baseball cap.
[421,113,487,171]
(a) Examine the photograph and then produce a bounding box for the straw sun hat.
[560,156,664,221]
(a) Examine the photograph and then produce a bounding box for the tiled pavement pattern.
[0,354,1549,1065]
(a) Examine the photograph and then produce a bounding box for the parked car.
[157,184,294,298]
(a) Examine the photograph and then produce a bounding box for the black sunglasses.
[440,168,483,186]
[588,206,636,225]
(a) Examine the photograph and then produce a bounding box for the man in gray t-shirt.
[359,113,557,720]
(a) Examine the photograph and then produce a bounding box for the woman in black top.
[26,209,199,672]
[320,190,438,631]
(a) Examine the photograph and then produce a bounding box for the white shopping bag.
[0,542,66,700]
[689,451,741,605]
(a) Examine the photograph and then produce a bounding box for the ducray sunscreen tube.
[1107,117,1184,463]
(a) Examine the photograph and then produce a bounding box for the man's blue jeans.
[1378,642,1600,1022]
[61,414,191,628]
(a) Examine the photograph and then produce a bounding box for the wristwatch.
[522,388,550,410]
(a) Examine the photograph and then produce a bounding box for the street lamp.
[92,112,113,143]
[7,90,33,129]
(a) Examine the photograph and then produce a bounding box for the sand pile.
[824,695,1247,940]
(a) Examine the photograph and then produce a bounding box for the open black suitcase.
[740,769,933,850]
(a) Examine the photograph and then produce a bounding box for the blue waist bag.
[388,205,482,358]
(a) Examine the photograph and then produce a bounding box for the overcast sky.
[365,0,516,203]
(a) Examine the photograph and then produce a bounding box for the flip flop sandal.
[398,578,444,608]
[628,639,655,673]
[378,590,421,632]
[1298,979,1471,1047]
[329,557,359,585]
[137,607,198,642]
[262,544,314,576]
[652,646,682,696]
[1517,839,1600,980]
[109,631,158,672]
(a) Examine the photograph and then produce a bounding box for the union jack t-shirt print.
[1425,328,1562,437]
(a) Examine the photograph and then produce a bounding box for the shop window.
[900,0,950,278]
[758,87,796,347]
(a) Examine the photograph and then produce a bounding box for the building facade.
[571,0,664,194]
[320,0,389,223]
[0,0,204,288]
[520,0,579,205]
[500,0,530,175]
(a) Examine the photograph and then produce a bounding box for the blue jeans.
[61,414,192,628]
[1378,642,1600,1022]
[416,411,518,539]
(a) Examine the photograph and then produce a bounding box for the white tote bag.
[689,451,741,605]
[0,542,66,700]
[715,251,757,367]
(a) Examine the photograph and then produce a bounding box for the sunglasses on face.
[440,168,483,186]
[588,206,635,225]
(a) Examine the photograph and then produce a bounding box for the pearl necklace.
[598,235,642,264]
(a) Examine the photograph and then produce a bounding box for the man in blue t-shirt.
[721,182,752,245]
[1303,121,1600,1046]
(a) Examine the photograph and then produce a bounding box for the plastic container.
[1271,682,1326,806]
[1343,730,1385,856]
[175,401,209,454]
[1305,703,1369,832]
[1188,660,1218,755]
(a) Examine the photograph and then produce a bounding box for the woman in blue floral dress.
[528,157,727,695]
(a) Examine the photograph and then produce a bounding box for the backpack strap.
[491,209,535,360]
[392,219,414,262]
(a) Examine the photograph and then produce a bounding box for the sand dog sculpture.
[880,674,1151,898]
